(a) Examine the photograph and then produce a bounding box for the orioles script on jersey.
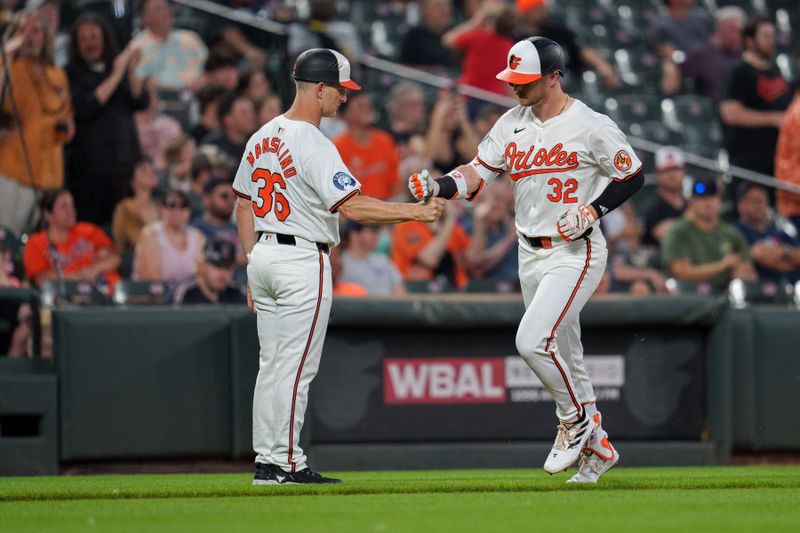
[246,136,298,178]
[505,142,579,181]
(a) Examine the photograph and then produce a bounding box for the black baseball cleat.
[253,463,281,485]
[286,468,341,484]
[253,463,341,485]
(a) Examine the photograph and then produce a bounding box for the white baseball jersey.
[232,115,362,245]
[471,99,642,238]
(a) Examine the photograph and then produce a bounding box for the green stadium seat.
[604,94,664,125]
[614,49,662,87]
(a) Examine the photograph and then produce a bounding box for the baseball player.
[234,48,443,485]
[408,37,643,483]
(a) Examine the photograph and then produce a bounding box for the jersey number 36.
[251,169,291,221]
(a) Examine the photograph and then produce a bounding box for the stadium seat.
[614,48,661,87]
[728,279,795,306]
[604,94,664,126]
[665,278,720,297]
[40,280,113,307]
[404,279,454,294]
[667,95,717,126]
[113,280,170,305]
[628,120,684,146]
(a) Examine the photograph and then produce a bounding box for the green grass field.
[1,466,799,532]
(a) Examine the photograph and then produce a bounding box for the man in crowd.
[339,222,406,296]
[333,91,401,200]
[134,0,207,92]
[200,91,257,162]
[660,6,745,101]
[734,182,800,284]
[643,146,687,247]
[720,16,792,180]
[172,238,245,305]
[191,176,246,271]
[399,0,455,70]
[661,178,755,290]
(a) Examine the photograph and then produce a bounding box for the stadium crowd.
[1,0,799,357]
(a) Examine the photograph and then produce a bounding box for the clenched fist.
[408,169,438,201]
[416,197,446,222]
[557,204,598,241]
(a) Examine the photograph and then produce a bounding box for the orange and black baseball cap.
[292,48,361,90]
[496,36,566,85]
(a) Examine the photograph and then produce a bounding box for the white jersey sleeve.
[232,153,254,201]
[305,135,362,213]
[588,116,643,182]
[473,120,508,180]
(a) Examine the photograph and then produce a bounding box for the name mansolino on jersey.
[247,136,297,178]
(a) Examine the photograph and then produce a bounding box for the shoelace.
[553,422,571,451]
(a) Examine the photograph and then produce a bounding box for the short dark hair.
[216,91,242,125]
[735,181,767,202]
[742,16,773,42]
[40,189,70,214]
[196,84,228,114]
[204,48,238,73]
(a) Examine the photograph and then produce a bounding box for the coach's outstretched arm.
[338,194,445,225]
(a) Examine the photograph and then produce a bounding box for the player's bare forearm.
[338,194,442,224]
[235,198,258,255]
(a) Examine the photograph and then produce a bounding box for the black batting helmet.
[292,48,361,90]
[496,36,566,84]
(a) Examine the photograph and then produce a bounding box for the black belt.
[523,227,592,249]
[259,232,329,254]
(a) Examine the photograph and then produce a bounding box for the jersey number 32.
[251,169,291,221]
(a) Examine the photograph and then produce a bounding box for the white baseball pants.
[247,235,332,473]
[516,230,608,423]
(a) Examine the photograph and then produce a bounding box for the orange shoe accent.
[590,436,615,461]
[593,414,601,425]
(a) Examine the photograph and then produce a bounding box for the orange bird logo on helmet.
[509,54,522,70]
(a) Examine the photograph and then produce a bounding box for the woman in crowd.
[65,13,149,227]
[112,157,161,255]
[0,11,74,235]
[22,189,120,290]
[135,79,183,172]
[133,189,205,287]
[163,134,196,192]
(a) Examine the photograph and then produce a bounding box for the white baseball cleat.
[543,413,597,474]
[567,445,620,484]
[567,414,619,483]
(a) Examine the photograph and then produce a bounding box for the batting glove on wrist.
[408,169,438,201]
[557,204,597,241]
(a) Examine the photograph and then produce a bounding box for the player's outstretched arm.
[338,194,445,225]
[408,165,484,202]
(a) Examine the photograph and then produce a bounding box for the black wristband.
[434,175,459,200]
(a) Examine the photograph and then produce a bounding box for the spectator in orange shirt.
[774,46,800,228]
[333,90,401,200]
[23,189,120,289]
[391,203,476,290]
